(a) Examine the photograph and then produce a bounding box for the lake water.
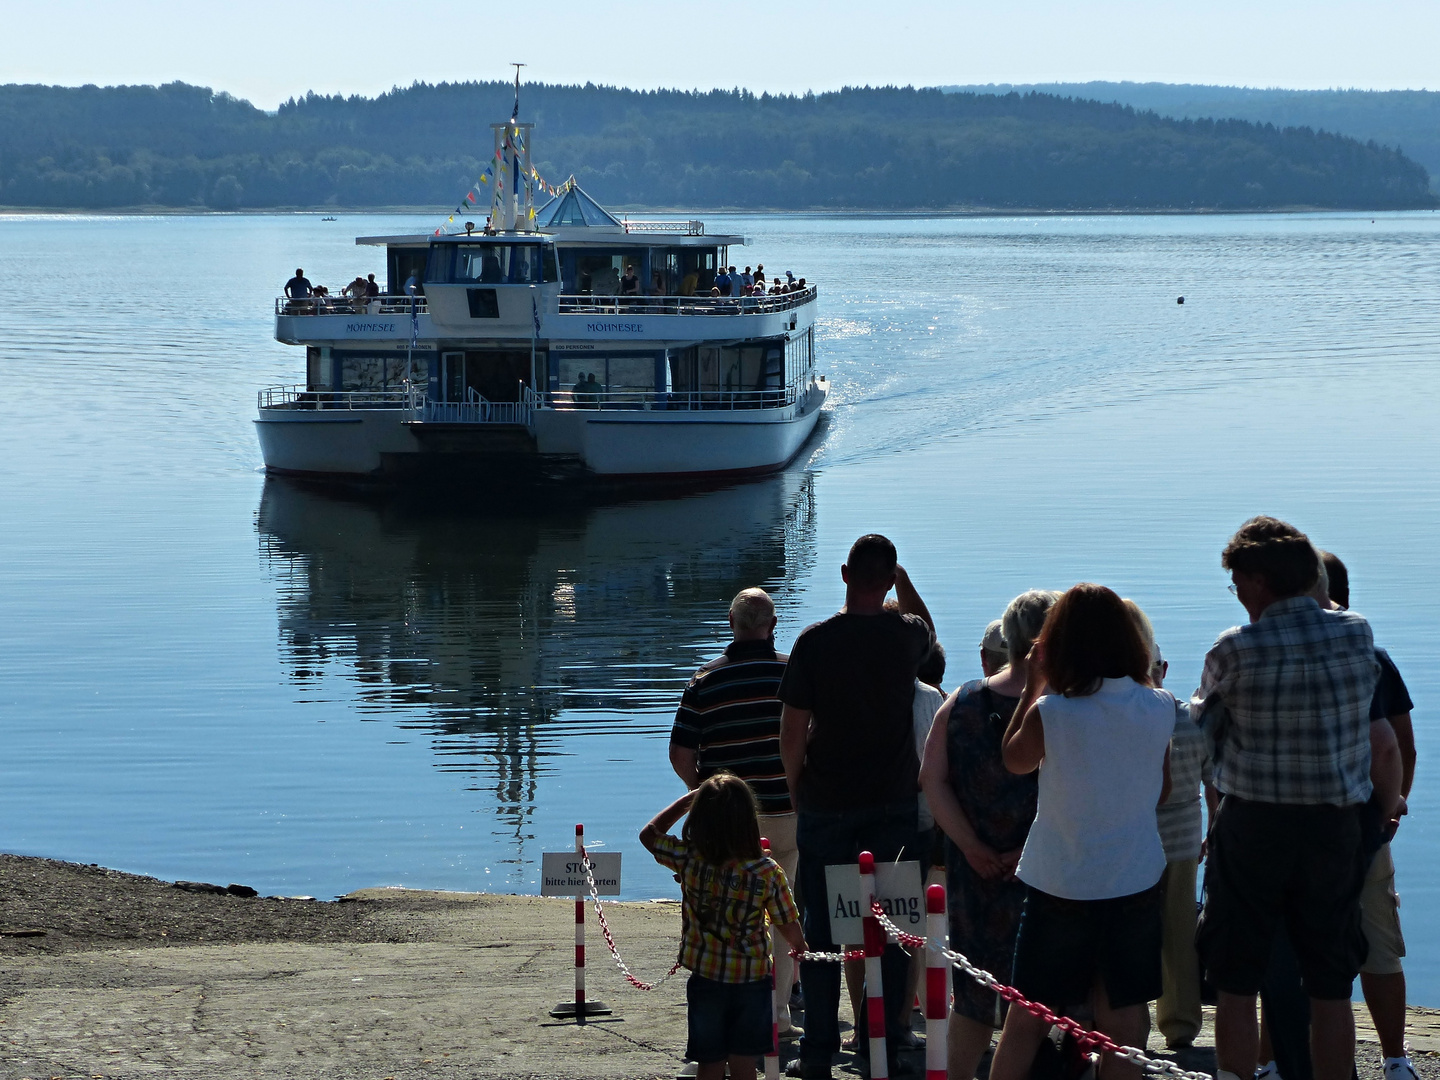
[2,210,1438,1001]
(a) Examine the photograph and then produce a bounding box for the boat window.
[339,351,429,391]
[573,251,647,295]
[672,338,786,400]
[605,356,655,399]
[431,242,557,285]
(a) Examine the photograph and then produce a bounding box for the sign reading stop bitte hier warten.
[540,851,622,897]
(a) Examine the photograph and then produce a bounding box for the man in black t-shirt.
[778,534,934,1079]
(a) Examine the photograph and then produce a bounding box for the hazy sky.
[4,0,1438,109]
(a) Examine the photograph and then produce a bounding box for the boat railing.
[550,386,797,411]
[556,286,815,317]
[257,385,419,411]
[275,295,429,316]
[421,384,533,426]
[621,218,705,235]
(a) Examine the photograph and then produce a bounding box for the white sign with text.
[823,860,924,944]
[540,851,622,897]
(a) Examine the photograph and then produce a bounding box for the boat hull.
[255,383,827,483]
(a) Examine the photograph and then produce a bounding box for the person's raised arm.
[780,705,811,812]
[1002,642,1048,777]
[640,789,695,853]
[1002,702,1045,775]
[892,564,935,634]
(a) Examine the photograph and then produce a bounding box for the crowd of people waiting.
[645,520,1417,1080]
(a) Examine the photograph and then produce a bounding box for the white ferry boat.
[255,109,827,485]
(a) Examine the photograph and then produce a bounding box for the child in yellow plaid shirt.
[642,772,806,1080]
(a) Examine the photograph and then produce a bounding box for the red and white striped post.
[762,836,780,1080]
[548,823,610,1020]
[859,851,888,1079]
[574,823,587,1011]
[924,883,949,1080]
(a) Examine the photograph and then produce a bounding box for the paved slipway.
[0,855,1436,1080]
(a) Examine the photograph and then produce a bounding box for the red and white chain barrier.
[580,845,684,992]
[570,840,1208,1080]
[866,899,1212,1080]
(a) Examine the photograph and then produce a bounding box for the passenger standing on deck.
[1193,517,1386,1080]
[988,584,1174,1080]
[365,273,380,298]
[670,588,801,1039]
[716,267,734,297]
[779,535,935,1080]
[284,268,312,299]
[921,589,1058,1079]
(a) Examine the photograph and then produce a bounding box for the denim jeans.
[796,801,919,1068]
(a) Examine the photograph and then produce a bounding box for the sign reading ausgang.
[540,851,622,897]
[823,860,923,943]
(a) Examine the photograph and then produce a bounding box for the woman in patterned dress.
[920,589,1059,1079]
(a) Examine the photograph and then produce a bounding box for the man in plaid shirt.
[1193,516,1394,1080]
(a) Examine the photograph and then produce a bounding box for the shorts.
[685,975,773,1062]
[1010,882,1163,1010]
[1360,843,1406,976]
[1197,797,1367,1000]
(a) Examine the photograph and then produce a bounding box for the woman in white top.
[988,583,1174,1080]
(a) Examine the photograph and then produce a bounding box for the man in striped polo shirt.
[670,587,799,1036]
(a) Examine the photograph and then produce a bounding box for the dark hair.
[683,773,762,865]
[1221,516,1320,599]
[1038,583,1152,697]
[1321,550,1350,609]
[917,640,947,687]
[846,533,898,589]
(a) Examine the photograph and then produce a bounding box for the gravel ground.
[2,853,1437,1079]
[0,854,405,955]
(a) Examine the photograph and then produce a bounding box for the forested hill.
[0,80,1433,212]
[943,83,1440,189]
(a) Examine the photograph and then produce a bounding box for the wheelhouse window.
[427,242,559,285]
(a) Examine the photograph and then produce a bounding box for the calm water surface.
[2,211,1438,998]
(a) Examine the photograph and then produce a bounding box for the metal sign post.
[544,824,616,1019]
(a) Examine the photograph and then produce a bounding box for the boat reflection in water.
[255,473,817,875]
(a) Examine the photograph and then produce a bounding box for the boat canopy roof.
[356,178,745,250]
[534,180,623,229]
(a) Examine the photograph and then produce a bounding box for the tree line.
[944,82,1440,189]
[0,80,1432,212]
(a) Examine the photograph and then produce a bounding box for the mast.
[490,63,534,233]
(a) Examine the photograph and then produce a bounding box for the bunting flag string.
[432,123,572,235]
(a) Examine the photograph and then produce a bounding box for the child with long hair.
[641,772,807,1080]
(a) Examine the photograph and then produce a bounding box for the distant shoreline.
[3,204,1434,219]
